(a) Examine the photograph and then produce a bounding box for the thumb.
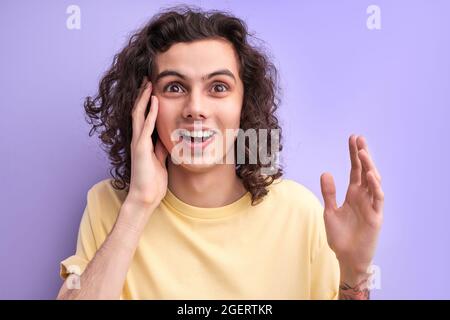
[154,138,169,168]
[320,172,338,212]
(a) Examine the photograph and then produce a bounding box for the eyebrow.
[154,69,236,83]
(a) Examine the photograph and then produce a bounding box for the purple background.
[1,0,449,299]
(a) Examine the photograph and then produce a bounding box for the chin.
[178,162,218,173]
[169,152,232,173]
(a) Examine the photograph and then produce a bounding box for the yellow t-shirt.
[60,177,340,299]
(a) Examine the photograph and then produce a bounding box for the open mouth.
[179,130,217,147]
[184,135,215,143]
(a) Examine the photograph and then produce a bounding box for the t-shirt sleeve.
[309,197,341,300]
[59,188,99,281]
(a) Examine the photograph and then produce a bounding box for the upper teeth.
[181,130,215,138]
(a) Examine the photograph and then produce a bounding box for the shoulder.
[87,178,127,204]
[266,177,323,212]
[263,177,325,229]
[85,178,127,229]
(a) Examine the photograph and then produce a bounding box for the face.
[151,38,244,172]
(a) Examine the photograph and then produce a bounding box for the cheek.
[155,107,172,140]
[218,103,242,129]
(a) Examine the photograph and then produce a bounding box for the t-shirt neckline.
[162,187,252,219]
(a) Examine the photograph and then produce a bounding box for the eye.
[163,82,185,93]
[211,83,229,93]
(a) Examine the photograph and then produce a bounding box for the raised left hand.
[320,135,384,275]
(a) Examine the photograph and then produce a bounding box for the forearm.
[57,199,157,300]
[338,265,371,300]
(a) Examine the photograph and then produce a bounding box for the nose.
[181,88,209,120]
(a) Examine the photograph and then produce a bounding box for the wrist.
[338,264,372,300]
[116,198,158,235]
[125,192,161,210]
[339,263,372,292]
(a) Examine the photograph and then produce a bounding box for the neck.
[167,158,247,208]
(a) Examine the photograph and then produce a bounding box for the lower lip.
[180,133,216,150]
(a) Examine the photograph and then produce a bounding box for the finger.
[133,77,150,113]
[140,95,159,145]
[367,171,384,212]
[320,173,338,212]
[356,136,372,188]
[357,136,381,183]
[358,149,382,192]
[132,80,152,143]
[358,149,369,188]
[349,134,362,185]
[154,137,169,168]
[137,77,149,97]
[132,83,152,149]
[356,136,381,182]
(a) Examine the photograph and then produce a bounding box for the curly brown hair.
[84,4,284,205]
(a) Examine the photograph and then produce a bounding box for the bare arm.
[338,266,371,300]
[339,281,370,300]
[56,78,168,299]
[56,199,157,300]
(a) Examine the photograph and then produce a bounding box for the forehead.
[153,38,240,77]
